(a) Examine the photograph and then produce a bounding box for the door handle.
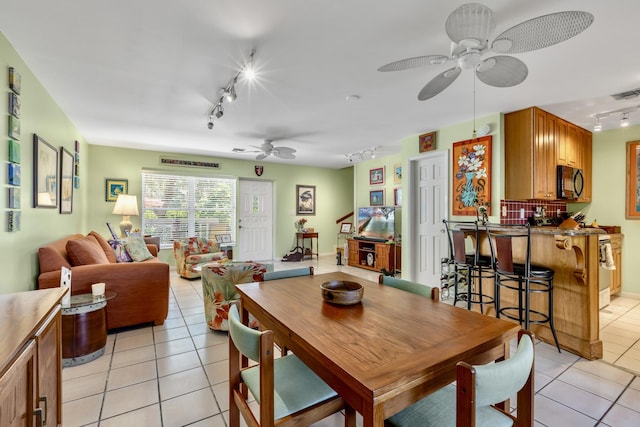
[34,408,44,427]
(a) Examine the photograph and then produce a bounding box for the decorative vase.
[461,171,477,207]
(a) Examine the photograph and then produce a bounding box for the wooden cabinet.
[347,239,396,272]
[610,234,623,295]
[505,106,592,201]
[0,289,66,427]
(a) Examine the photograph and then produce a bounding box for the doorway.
[406,150,449,285]
[237,179,274,261]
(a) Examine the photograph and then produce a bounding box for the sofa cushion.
[66,237,111,266]
[108,239,133,262]
[187,237,201,254]
[88,231,117,263]
[124,237,154,262]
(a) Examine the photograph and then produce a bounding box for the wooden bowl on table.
[320,281,364,305]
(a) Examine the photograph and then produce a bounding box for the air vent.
[611,88,640,100]
[160,157,220,169]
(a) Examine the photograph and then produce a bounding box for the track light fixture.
[593,117,602,132]
[593,104,639,131]
[206,49,256,129]
[345,146,380,163]
[621,112,630,127]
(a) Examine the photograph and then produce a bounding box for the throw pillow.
[123,237,154,262]
[66,237,111,266]
[108,239,132,262]
[198,238,217,254]
[88,231,117,263]
[187,237,201,254]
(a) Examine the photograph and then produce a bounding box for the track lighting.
[593,117,602,132]
[621,112,630,127]
[206,49,256,129]
[345,146,381,163]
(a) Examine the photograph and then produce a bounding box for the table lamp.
[112,194,139,237]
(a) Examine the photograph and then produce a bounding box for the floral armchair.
[201,261,273,331]
[173,237,226,278]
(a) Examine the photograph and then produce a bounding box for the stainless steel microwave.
[557,165,584,199]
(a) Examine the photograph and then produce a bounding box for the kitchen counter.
[475,227,603,359]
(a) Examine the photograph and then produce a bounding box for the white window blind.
[141,172,236,248]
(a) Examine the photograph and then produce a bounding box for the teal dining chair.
[228,304,355,427]
[263,266,314,281]
[378,275,440,300]
[386,329,534,427]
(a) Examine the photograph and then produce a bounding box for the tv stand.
[347,238,397,273]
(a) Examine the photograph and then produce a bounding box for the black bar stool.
[485,222,561,352]
[443,220,495,314]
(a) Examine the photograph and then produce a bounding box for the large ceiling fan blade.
[491,11,594,54]
[256,153,269,160]
[418,67,461,101]
[378,55,450,72]
[476,56,528,87]
[445,3,495,44]
[273,146,296,154]
[274,151,296,160]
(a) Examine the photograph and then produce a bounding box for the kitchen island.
[476,226,605,360]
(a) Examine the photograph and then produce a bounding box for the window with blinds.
[141,172,236,248]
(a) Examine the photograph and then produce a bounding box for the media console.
[347,238,399,273]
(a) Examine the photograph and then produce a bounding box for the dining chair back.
[263,266,314,281]
[228,304,354,427]
[386,329,535,427]
[378,275,439,300]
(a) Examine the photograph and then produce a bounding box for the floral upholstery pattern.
[202,261,273,331]
[173,238,225,278]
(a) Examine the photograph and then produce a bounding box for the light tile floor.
[62,255,640,427]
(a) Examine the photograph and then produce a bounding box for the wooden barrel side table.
[61,290,117,367]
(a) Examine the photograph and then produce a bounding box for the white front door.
[407,151,448,285]
[237,179,274,261]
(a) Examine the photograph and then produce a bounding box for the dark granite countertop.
[529,226,606,236]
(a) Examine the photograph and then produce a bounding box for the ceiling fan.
[378,3,594,100]
[233,139,297,160]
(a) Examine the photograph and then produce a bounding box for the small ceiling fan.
[233,139,297,160]
[378,3,594,100]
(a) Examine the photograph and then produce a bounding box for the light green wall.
[86,145,354,265]
[1,33,89,293]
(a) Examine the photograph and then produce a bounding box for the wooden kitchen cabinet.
[505,106,592,201]
[0,289,66,427]
[610,234,623,295]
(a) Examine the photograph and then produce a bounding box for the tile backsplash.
[500,200,568,224]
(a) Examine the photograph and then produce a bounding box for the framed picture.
[419,131,436,152]
[452,135,492,216]
[296,184,316,215]
[60,147,74,214]
[9,140,20,163]
[393,163,402,184]
[394,188,402,206]
[8,92,20,117]
[370,189,384,206]
[106,222,119,240]
[221,234,232,243]
[7,211,20,232]
[626,140,640,219]
[8,187,20,209]
[33,134,58,208]
[8,163,21,186]
[105,178,128,202]
[8,116,20,140]
[9,67,21,95]
[369,167,384,185]
[340,222,352,234]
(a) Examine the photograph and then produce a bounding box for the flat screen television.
[357,206,396,241]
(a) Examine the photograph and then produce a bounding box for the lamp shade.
[112,195,139,216]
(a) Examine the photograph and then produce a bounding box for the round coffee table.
[61,290,117,367]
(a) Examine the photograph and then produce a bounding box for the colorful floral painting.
[452,135,492,216]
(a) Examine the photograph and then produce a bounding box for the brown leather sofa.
[37,231,170,330]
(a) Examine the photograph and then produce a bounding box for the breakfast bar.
[477,226,606,360]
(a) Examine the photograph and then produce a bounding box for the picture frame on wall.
[394,188,402,206]
[370,189,384,206]
[393,163,402,184]
[296,184,316,215]
[9,67,21,95]
[626,140,640,219]
[419,131,436,153]
[340,222,352,234]
[369,167,384,185]
[8,92,20,117]
[8,187,20,209]
[60,147,74,214]
[33,134,58,208]
[9,140,20,163]
[105,178,128,202]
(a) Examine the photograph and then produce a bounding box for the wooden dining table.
[233,271,520,427]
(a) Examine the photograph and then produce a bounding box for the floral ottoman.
[201,261,273,331]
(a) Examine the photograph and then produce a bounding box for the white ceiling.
[2,0,640,168]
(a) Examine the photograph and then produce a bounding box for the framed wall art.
[394,188,402,206]
[340,222,352,233]
[419,131,436,152]
[370,189,384,206]
[105,178,128,201]
[393,163,402,184]
[452,135,492,216]
[60,147,74,214]
[8,67,21,95]
[626,140,640,219]
[369,167,384,185]
[296,184,316,215]
[33,134,58,208]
